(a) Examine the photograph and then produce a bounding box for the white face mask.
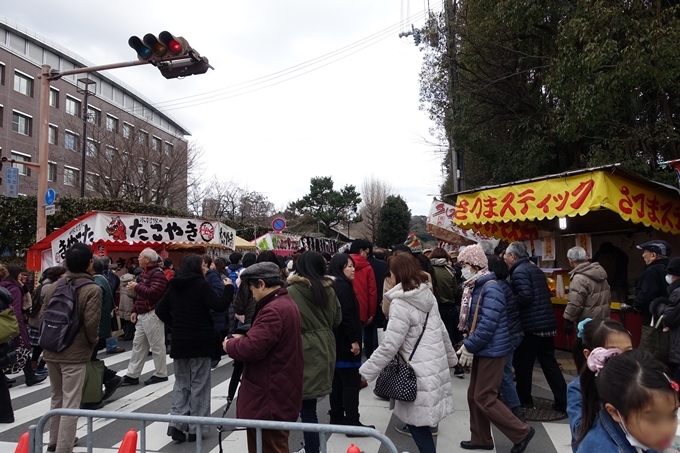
[666,275,674,285]
[462,267,475,281]
[617,410,656,452]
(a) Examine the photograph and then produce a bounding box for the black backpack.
[39,277,95,353]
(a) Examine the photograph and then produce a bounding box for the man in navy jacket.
[504,242,567,412]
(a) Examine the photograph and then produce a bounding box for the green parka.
[287,275,342,400]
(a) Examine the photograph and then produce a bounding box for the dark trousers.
[406,425,436,453]
[329,367,361,425]
[246,428,288,453]
[513,333,567,409]
[363,321,377,359]
[439,304,462,345]
[300,399,320,453]
[0,370,13,422]
[468,356,529,445]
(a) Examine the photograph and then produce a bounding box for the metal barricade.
[29,409,400,453]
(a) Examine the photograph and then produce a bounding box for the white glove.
[457,345,474,367]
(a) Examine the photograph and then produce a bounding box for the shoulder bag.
[0,308,19,344]
[455,280,495,351]
[373,311,430,402]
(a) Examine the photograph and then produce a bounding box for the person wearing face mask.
[456,245,535,453]
[576,349,678,453]
[649,257,680,383]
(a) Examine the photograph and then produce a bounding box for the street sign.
[45,188,56,205]
[271,218,286,232]
[4,167,19,198]
[45,205,55,216]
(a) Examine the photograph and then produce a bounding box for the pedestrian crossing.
[1,343,575,452]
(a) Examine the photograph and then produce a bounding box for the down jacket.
[225,288,303,422]
[287,275,342,400]
[132,264,168,315]
[565,262,611,323]
[205,268,228,332]
[650,278,680,365]
[350,254,377,322]
[463,273,511,357]
[332,275,363,363]
[118,272,135,321]
[633,258,669,324]
[0,280,30,349]
[40,272,102,364]
[359,282,457,427]
[498,279,522,337]
[509,257,557,333]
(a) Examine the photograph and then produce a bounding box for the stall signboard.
[454,171,680,235]
[50,212,235,263]
[254,233,301,252]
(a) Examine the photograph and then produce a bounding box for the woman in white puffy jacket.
[360,253,457,453]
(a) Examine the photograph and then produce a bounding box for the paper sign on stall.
[576,234,593,259]
[542,237,556,261]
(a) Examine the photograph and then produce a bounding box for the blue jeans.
[300,399,319,453]
[105,337,118,351]
[499,334,523,409]
[407,425,436,453]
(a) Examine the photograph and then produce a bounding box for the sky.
[5,1,446,216]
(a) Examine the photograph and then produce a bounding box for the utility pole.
[444,0,464,192]
[77,78,96,198]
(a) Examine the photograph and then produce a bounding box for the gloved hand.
[564,319,575,336]
[457,345,474,367]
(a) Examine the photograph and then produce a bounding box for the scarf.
[457,268,490,332]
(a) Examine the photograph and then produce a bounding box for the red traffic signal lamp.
[159,32,189,57]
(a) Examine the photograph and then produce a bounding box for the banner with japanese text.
[50,212,236,263]
[254,233,302,252]
[453,171,680,236]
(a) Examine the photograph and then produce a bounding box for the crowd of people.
[0,236,679,453]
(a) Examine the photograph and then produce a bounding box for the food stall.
[447,164,680,348]
[235,236,257,252]
[26,211,237,272]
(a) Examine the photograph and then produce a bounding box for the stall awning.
[235,236,256,251]
[449,165,680,235]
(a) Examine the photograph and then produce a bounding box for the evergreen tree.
[376,195,411,248]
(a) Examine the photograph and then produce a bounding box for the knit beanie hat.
[458,244,488,269]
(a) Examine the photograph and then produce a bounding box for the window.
[0,64,6,86]
[105,146,115,161]
[64,131,79,151]
[0,106,4,127]
[106,115,118,133]
[48,125,58,145]
[123,122,134,139]
[164,142,173,156]
[86,139,97,157]
[85,172,97,191]
[138,131,149,147]
[13,72,32,97]
[48,162,56,182]
[87,107,100,125]
[49,88,59,108]
[152,136,161,151]
[12,111,32,136]
[64,167,79,187]
[152,163,160,176]
[65,96,81,116]
[10,151,31,176]
[137,160,146,174]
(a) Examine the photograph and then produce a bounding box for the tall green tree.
[376,195,411,248]
[287,176,362,237]
[417,0,680,195]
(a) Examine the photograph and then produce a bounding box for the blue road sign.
[4,167,19,198]
[271,217,286,232]
[45,188,56,205]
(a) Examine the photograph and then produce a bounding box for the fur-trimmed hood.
[287,274,334,288]
[385,282,435,313]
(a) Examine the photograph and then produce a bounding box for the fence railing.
[29,409,400,453]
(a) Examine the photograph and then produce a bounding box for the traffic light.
[158,56,211,79]
[129,31,191,62]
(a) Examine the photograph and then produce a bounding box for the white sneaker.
[293,444,306,453]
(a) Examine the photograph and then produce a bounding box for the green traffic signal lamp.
[128,36,152,61]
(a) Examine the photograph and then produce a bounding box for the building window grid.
[0,64,5,86]
[10,151,31,176]
[123,122,134,139]
[138,131,149,147]
[13,72,32,97]
[65,96,81,117]
[87,107,101,126]
[64,167,79,187]
[152,136,161,151]
[49,88,59,108]
[106,115,118,133]
[64,131,79,151]
[48,125,58,145]
[48,162,57,182]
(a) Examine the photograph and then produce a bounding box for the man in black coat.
[504,242,567,412]
[633,240,671,325]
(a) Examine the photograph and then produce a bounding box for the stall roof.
[235,236,256,250]
[447,164,680,236]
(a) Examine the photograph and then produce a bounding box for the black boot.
[24,361,46,387]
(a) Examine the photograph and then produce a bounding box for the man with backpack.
[39,243,102,453]
[122,248,169,386]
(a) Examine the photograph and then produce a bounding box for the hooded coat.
[565,262,611,322]
[287,275,342,400]
[350,254,377,322]
[359,282,457,427]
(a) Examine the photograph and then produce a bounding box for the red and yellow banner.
[454,171,680,235]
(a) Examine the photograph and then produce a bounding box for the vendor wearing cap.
[633,240,672,326]
[223,262,303,453]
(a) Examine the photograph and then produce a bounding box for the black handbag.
[639,316,670,364]
[374,312,429,402]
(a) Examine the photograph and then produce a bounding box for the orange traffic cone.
[14,432,28,453]
[117,429,138,453]
[347,443,361,453]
